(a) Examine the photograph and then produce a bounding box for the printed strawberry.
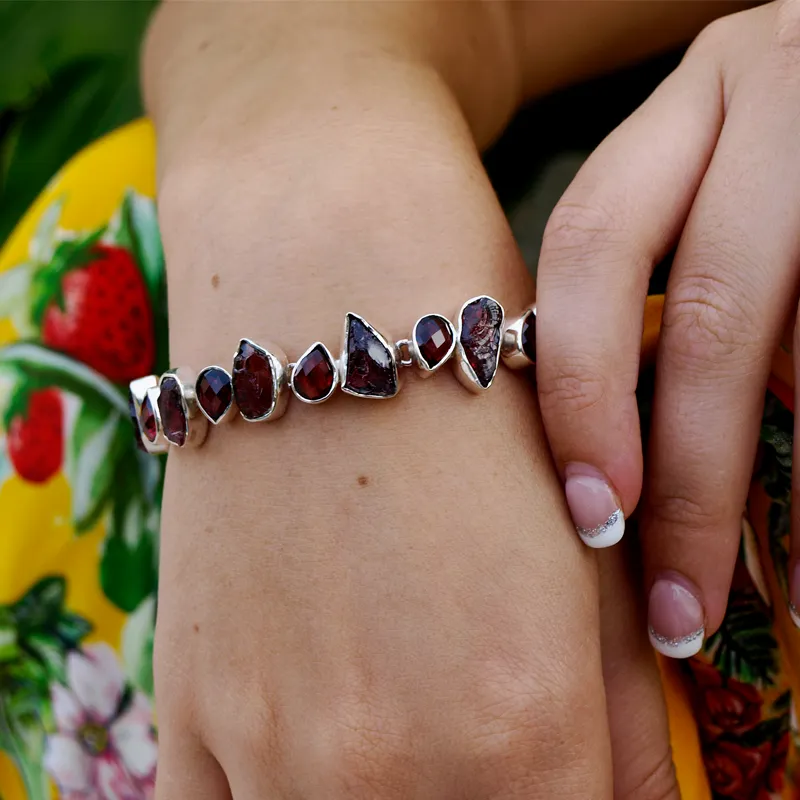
[39,242,154,384]
[7,388,64,484]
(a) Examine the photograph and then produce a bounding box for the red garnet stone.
[233,340,275,419]
[157,377,187,446]
[196,367,233,423]
[460,296,503,388]
[414,315,454,370]
[293,344,336,402]
[521,309,536,364]
[343,314,398,398]
[139,394,158,443]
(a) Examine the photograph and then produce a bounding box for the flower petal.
[51,684,86,734]
[43,734,92,792]
[68,643,125,723]
[110,694,157,780]
[94,753,140,800]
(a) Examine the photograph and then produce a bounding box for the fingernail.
[648,573,705,659]
[789,561,800,628]
[564,463,624,548]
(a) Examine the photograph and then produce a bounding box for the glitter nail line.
[648,626,704,648]
[576,509,622,540]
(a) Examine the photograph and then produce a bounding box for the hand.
[536,0,800,657]
[144,4,684,797]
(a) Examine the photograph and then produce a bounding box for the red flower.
[689,661,763,739]
[705,740,773,799]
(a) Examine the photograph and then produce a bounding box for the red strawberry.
[7,389,64,483]
[42,244,154,383]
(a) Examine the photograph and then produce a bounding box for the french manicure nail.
[564,463,624,548]
[790,561,800,628]
[648,573,705,659]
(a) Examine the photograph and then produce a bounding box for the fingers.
[598,540,678,800]
[155,729,233,800]
[645,8,800,654]
[536,36,724,548]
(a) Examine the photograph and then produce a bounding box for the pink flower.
[44,643,157,800]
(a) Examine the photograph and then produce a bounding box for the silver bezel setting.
[195,365,236,425]
[289,342,339,404]
[129,375,167,454]
[233,338,289,422]
[500,304,536,371]
[158,368,209,448]
[339,312,401,400]
[410,313,456,378]
[454,295,505,393]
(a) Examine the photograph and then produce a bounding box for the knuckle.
[648,490,721,532]
[538,357,607,417]
[662,270,762,378]
[541,200,629,268]
[321,699,414,798]
[618,747,679,800]
[465,656,599,795]
[687,13,740,60]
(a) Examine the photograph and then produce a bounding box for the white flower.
[44,643,156,799]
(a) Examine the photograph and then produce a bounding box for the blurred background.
[0,0,681,287]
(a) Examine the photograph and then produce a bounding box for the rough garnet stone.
[128,389,146,450]
[157,377,187,446]
[415,315,454,370]
[294,344,336,402]
[233,340,275,419]
[460,297,503,388]
[139,393,158,443]
[344,314,398,398]
[521,309,536,364]
[196,367,233,423]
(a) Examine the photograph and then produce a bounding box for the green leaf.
[55,612,92,647]
[25,633,65,683]
[68,402,129,532]
[0,616,19,663]
[122,593,155,696]
[0,342,127,414]
[0,264,35,337]
[28,195,64,264]
[101,527,156,614]
[10,577,64,633]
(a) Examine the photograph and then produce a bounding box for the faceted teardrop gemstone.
[414,314,454,371]
[158,377,187,446]
[521,309,536,364]
[342,314,398,398]
[128,388,146,451]
[196,366,233,423]
[139,394,158,443]
[459,296,504,389]
[232,339,276,420]
[292,343,337,403]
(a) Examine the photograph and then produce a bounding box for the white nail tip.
[790,603,800,629]
[648,626,704,659]
[576,509,625,549]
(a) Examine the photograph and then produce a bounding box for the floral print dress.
[0,120,798,800]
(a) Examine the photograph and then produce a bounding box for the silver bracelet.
[128,296,536,454]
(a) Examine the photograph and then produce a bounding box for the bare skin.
[144,3,742,797]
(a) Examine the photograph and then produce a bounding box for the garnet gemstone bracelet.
[128,296,536,454]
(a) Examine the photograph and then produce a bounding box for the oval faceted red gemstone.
[128,388,147,450]
[415,315,454,370]
[460,297,503,388]
[140,394,158,443]
[158,377,187,446]
[293,344,335,402]
[196,367,233,423]
[521,309,536,364]
[343,314,398,398]
[233,340,275,419]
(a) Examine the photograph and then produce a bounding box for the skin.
[143,2,748,797]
